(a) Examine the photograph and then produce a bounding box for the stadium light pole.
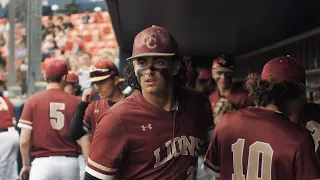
[26,0,42,96]
[8,0,16,87]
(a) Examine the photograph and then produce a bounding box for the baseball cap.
[88,60,119,82]
[126,25,177,60]
[212,54,234,72]
[198,69,211,80]
[45,59,68,76]
[261,55,306,85]
[66,73,79,84]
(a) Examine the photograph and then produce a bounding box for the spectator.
[0,51,6,71]
[63,15,74,31]
[82,10,91,24]
[0,33,5,46]
[78,52,92,89]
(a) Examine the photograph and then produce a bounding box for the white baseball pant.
[29,156,79,180]
[0,127,19,180]
[78,155,85,180]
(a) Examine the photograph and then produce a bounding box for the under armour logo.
[141,124,152,131]
[94,109,99,113]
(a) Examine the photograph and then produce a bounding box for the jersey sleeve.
[83,103,93,133]
[85,111,127,180]
[5,97,16,124]
[17,99,33,130]
[295,133,320,180]
[204,96,214,130]
[201,125,220,177]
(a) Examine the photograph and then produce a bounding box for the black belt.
[0,128,8,132]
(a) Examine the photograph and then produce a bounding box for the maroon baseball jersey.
[18,88,80,158]
[209,87,252,111]
[290,103,320,159]
[0,96,15,129]
[86,88,213,180]
[83,99,111,135]
[203,107,320,180]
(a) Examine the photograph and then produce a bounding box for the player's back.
[213,107,319,180]
[21,89,80,157]
[290,103,320,158]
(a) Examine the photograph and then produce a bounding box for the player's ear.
[43,73,47,81]
[113,76,120,85]
[133,60,138,77]
[172,60,181,76]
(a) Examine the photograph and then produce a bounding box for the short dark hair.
[245,73,304,107]
[46,75,64,83]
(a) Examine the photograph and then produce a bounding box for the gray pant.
[197,155,213,180]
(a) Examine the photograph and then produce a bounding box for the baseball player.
[84,25,213,180]
[18,59,81,180]
[68,60,125,180]
[68,60,125,142]
[195,69,214,96]
[64,72,82,98]
[291,100,320,159]
[0,74,19,180]
[209,55,252,124]
[63,72,88,180]
[202,56,320,179]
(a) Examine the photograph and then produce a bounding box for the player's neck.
[260,104,281,113]
[108,88,124,102]
[218,85,233,96]
[47,83,62,90]
[142,88,176,112]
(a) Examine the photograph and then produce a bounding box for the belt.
[0,128,8,132]
[0,127,15,132]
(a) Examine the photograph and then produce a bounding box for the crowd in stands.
[0,9,119,93]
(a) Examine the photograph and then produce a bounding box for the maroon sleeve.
[85,111,127,179]
[295,133,320,180]
[202,125,220,177]
[4,97,15,120]
[17,98,34,129]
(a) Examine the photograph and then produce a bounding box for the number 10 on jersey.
[231,138,273,180]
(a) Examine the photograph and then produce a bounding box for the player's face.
[64,83,75,95]
[212,70,233,88]
[133,57,179,94]
[94,78,116,99]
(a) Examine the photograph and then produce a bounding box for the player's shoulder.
[232,86,249,96]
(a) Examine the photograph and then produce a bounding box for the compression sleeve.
[84,172,102,180]
[68,101,89,141]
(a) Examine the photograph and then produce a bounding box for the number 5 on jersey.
[50,102,65,130]
[232,138,273,180]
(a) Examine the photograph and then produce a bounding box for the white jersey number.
[232,138,273,180]
[306,121,320,151]
[0,97,8,111]
[49,102,65,130]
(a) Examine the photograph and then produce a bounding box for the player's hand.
[213,98,234,125]
[81,88,97,103]
[19,165,31,180]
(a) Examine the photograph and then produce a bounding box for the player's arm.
[295,133,320,180]
[20,128,32,167]
[78,134,91,164]
[17,99,33,179]
[6,98,16,124]
[68,101,90,140]
[84,111,127,180]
